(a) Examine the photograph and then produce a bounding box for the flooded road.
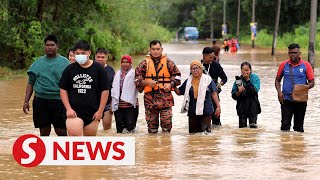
[1,41,320,179]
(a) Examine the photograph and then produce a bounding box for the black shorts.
[77,115,96,127]
[32,97,66,129]
[104,103,111,112]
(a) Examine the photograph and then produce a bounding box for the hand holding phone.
[235,76,242,86]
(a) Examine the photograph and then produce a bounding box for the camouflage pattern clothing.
[135,55,181,132]
[145,107,172,133]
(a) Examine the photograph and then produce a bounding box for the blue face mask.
[75,55,88,65]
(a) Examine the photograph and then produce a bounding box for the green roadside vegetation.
[0,0,174,70]
[240,23,320,51]
[1,0,174,80]
[0,67,26,81]
[1,0,319,80]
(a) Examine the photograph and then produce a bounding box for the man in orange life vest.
[135,40,181,133]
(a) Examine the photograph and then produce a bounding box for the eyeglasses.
[190,67,201,72]
[289,52,299,54]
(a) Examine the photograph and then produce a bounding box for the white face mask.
[75,55,88,65]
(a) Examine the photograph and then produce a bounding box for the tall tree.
[1,0,100,68]
[0,0,174,69]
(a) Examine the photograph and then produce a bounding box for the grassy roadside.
[0,67,27,81]
[238,41,320,60]
[1,38,318,81]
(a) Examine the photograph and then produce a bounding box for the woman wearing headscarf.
[111,55,139,133]
[174,60,221,133]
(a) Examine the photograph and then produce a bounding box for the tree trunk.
[308,0,317,69]
[210,20,213,40]
[236,0,240,39]
[271,0,281,56]
[53,1,59,22]
[36,0,44,21]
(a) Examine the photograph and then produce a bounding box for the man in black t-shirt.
[201,47,228,127]
[95,48,115,131]
[59,40,110,136]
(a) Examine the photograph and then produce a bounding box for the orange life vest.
[144,54,171,93]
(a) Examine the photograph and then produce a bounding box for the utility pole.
[251,0,255,48]
[210,21,214,41]
[236,0,240,39]
[308,0,317,69]
[271,0,281,56]
[223,0,226,38]
[210,4,214,41]
[223,0,226,25]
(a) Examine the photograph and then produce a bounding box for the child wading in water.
[231,62,261,128]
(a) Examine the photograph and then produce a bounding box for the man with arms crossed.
[135,40,181,133]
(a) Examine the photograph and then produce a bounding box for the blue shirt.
[276,58,314,101]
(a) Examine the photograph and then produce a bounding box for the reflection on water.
[65,166,84,180]
[185,135,220,162]
[231,128,260,158]
[278,133,309,175]
[279,133,306,159]
[140,135,173,164]
[1,42,320,179]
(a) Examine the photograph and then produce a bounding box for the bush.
[240,26,320,51]
[255,29,273,46]
[0,66,25,80]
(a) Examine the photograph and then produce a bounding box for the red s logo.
[12,134,46,167]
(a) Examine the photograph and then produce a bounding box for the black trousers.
[239,115,257,128]
[114,107,139,133]
[224,46,229,52]
[32,97,66,129]
[212,95,221,125]
[188,114,212,133]
[281,100,307,132]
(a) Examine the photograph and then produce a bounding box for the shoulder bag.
[289,66,309,102]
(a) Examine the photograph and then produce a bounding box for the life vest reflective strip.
[144,55,171,93]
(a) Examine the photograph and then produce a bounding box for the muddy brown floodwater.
[1,41,320,179]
